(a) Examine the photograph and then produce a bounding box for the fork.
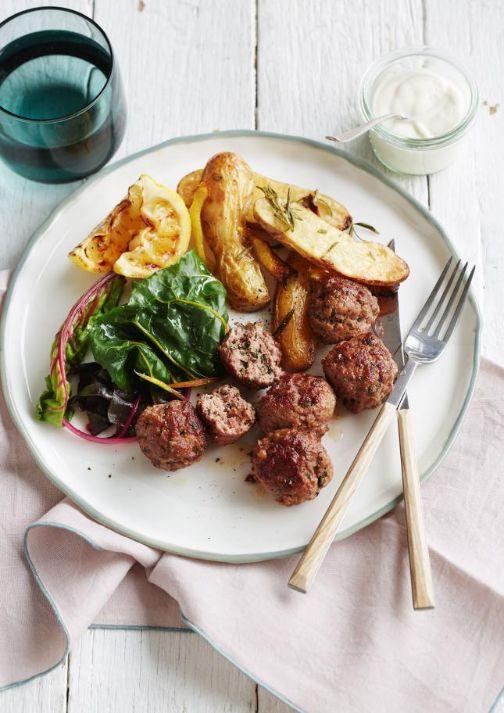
[289,258,475,593]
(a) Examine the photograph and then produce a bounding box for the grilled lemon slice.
[68,174,191,279]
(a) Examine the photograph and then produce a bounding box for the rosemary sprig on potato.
[258,184,297,231]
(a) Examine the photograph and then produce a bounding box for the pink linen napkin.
[1,270,503,712]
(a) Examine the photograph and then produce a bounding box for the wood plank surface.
[424,0,502,357]
[94,0,256,160]
[2,662,67,713]
[67,629,257,713]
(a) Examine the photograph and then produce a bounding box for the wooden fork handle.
[397,408,435,609]
[289,401,397,593]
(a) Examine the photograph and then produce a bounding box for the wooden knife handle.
[289,401,396,593]
[397,408,435,610]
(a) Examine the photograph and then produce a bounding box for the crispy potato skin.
[177,169,352,231]
[201,153,270,312]
[273,253,316,372]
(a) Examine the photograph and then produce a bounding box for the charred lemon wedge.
[189,183,216,271]
[68,175,191,279]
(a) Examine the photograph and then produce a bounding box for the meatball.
[257,373,335,433]
[196,384,255,445]
[309,275,379,343]
[136,400,206,471]
[322,332,397,413]
[251,428,333,506]
[219,321,283,389]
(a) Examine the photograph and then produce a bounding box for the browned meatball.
[136,400,206,471]
[257,373,335,433]
[251,428,333,506]
[196,384,255,445]
[322,333,397,413]
[219,321,283,389]
[309,275,379,343]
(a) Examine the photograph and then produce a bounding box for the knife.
[381,240,435,610]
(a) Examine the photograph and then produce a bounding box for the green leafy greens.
[89,250,228,391]
[36,251,228,438]
[36,273,125,427]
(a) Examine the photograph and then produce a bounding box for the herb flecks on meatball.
[322,332,397,413]
[309,275,379,343]
[251,428,333,506]
[197,384,255,445]
[257,373,335,433]
[136,400,206,471]
[219,321,283,389]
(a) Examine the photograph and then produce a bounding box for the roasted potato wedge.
[251,175,351,231]
[273,254,316,372]
[254,198,409,288]
[200,153,270,312]
[177,168,352,231]
[304,262,331,282]
[247,228,291,281]
[69,175,191,278]
[285,252,330,282]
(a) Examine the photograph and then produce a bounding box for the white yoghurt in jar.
[373,67,470,139]
[360,48,478,175]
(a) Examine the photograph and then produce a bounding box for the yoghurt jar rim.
[359,46,479,150]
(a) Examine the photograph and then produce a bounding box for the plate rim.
[0,129,482,562]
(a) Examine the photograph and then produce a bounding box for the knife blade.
[379,239,408,409]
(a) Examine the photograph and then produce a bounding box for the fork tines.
[413,258,475,343]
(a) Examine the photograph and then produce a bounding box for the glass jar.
[359,47,478,175]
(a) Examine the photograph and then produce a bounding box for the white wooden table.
[1,1,502,711]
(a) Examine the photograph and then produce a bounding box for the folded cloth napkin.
[1,270,503,712]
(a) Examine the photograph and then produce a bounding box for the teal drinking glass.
[0,6,126,183]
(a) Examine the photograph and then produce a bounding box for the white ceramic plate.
[1,131,480,562]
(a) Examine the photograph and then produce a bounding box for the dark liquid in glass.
[0,30,126,183]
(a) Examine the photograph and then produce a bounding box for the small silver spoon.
[326,113,408,143]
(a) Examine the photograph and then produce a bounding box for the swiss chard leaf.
[36,274,125,427]
[66,277,125,368]
[129,250,228,378]
[89,251,228,389]
[90,306,175,391]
